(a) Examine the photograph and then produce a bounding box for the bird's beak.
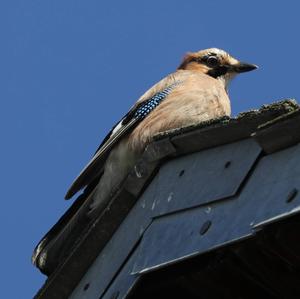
[232,62,258,73]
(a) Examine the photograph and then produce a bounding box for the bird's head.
[178,48,257,89]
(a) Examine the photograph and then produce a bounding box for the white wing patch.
[111,119,125,136]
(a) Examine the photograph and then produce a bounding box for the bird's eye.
[206,56,219,67]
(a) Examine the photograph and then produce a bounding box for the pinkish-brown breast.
[128,70,231,152]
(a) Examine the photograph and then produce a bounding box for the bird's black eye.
[206,55,219,67]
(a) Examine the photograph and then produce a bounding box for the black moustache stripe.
[207,66,229,78]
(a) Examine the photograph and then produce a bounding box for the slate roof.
[33,99,300,299]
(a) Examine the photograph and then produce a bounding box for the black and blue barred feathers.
[134,81,181,120]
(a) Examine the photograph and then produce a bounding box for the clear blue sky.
[1,1,299,298]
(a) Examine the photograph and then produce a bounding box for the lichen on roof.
[236,99,298,120]
[154,99,298,141]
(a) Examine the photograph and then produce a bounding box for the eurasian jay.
[65,48,257,216]
[33,48,257,273]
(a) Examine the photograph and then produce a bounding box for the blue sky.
[1,1,300,298]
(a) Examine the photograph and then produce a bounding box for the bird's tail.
[32,181,98,275]
[32,140,136,275]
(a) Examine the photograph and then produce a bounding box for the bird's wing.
[65,72,184,199]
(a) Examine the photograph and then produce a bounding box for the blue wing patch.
[134,81,181,120]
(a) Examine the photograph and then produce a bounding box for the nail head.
[200,220,212,235]
[286,188,298,203]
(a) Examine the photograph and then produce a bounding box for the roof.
[34,99,300,298]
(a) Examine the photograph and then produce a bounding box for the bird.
[32,48,257,273]
[65,48,257,214]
